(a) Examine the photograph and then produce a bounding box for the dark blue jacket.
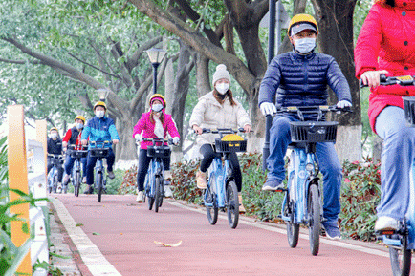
[258,52,351,108]
[81,116,119,149]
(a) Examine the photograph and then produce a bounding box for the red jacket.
[355,0,415,133]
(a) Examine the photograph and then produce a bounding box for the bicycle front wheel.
[97,173,102,202]
[74,170,81,197]
[389,245,412,276]
[308,184,320,256]
[205,178,218,225]
[155,176,162,213]
[286,200,299,248]
[226,180,239,229]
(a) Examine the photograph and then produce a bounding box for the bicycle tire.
[155,176,162,213]
[148,177,155,210]
[389,245,412,276]
[97,172,102,202]
[226,180,239,228]
[206,176,218,225]
[75,170,81,197]
[53,174,58,193]
[308,184,320,256]
[286,199,299,247]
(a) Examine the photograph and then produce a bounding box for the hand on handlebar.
[193,125,203,135]
[172,137,180,145]
[360,70,389,88]
[243,124,252,133]
[260,102,276,116]
[336,100,352,109]
[81,139,88,145]
[112,139,119,145]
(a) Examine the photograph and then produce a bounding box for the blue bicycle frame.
[144,158,164,198]
[204,158,230,209]
[281,148,319,224]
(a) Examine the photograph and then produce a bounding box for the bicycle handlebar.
[270,105,352,122]
[141,137,175,146]
[68,144,88,150]
[360,74,415,88]
[89,140,112,148]
[199,128,250,134]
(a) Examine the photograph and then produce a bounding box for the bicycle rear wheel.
[226,180,239,229]
[147,177,155,210]
[97,172,102,202]
[389,244,412,276]
[205,177,218,225]
[155,176,162,213]
[74,170,81,197]
[308,184,320,256]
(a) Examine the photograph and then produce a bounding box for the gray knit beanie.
[212,64,230,87]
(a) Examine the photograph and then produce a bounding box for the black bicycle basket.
[147,145,171,158]
[70,150,88,159]
[90,148,109,158]
[215,138,247,153]
[290,121,338,143]
[404,97,415,126]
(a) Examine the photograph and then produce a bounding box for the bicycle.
[89,141,111,202]
[361,74,415,276]
[47,154,63,193]
[67,144,88,197]
[274,105,349,256]
[141,138,174,213]
[199,128,247,229]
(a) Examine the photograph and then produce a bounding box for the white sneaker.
[374,216,399,231]
[136,190,145,203]
[56,183,62,194]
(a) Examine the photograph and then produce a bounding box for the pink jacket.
[132,111,180,149]
[355,0,415,133]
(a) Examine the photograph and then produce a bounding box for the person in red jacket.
[62,115,88,187]
[355,0,415,231]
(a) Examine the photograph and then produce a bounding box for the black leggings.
[199,144,242,192]
[136,149,170,191]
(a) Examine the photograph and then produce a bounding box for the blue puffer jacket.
[81,116,120,149]
[258,52,351,108]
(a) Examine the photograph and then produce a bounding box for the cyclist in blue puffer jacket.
[258,14,352,239]
[81,101,120,194]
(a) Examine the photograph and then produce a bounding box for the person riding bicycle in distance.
[133,94,180,203]
[189,64,251,212]
[258,14,352,239]
[47,127,64,192]
[81,101,120,194]
[62,115,88,186]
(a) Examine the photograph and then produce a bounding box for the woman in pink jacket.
[355,0,415,231]
[132,94,180,202]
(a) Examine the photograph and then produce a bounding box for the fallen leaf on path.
[92,232,100,235]
[154,240,182,247]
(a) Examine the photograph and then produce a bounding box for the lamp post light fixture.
[146,48,166,95]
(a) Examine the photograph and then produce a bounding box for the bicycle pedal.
[274,188,288,192]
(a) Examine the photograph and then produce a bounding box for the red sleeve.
[355,5,383,78]
[62,129,72,142]
[166,115,180,138]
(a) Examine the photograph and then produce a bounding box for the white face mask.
[151,103,164,113]
[76,123,84,130]
[96,110,105,118]
[216,83,229,95]
[51,133,57,139]
[294,37,317,54]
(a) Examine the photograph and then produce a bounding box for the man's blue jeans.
[267,115,342,224]
[64,155,87,179]
[375,106,415,221]
[85,147,115,185]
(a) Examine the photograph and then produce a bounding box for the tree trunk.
[196,53,211,97]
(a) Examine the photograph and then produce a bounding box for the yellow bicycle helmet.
[50,127,58,133]
[75,115,86,124]
[288,13,318,36]
[94,101,107,111]
[149,94,166,107]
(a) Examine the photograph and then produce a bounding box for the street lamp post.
[146,48,166,95]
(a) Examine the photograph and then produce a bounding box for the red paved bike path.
[54,194,396,276]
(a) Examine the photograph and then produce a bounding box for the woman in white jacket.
[189,64,251,204]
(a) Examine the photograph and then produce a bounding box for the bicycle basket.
[404,97,415,126]
[90,148,109,158]
[70,150,88,159]
[147,145,171,158]
[215,136,247,153]
[290,121,338,143]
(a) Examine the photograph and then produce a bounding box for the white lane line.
[52,198,122,276]
[168,201,391,259]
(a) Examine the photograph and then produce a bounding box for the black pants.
[47,157,64,182]
[136,149,170,191]
[199,144,242,192]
